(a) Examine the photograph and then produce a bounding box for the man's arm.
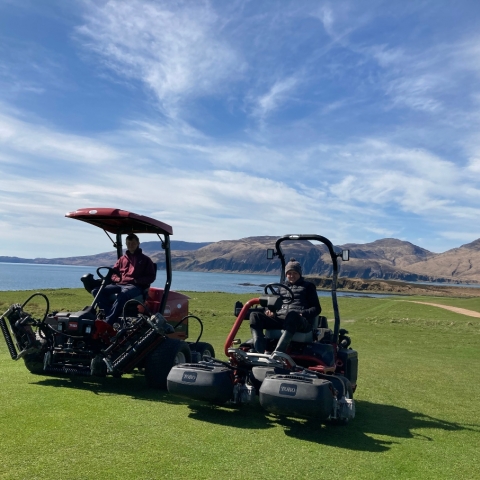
[301,282,321,318]
[133,255,157,287]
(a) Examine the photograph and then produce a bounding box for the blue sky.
[1,0,480,258]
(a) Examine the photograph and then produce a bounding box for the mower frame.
[167,233,358,423]
[0,207,215,388]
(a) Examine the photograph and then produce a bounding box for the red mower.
[0,208,214,389]
[167,234,357,423]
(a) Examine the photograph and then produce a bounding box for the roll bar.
[267,234,349,344]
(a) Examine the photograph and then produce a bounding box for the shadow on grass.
[31,376,479,452]
[186,399,479,452]
[31,374,185,404]
[187,402,276,431]
[278,400,480,451]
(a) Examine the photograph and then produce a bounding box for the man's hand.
[265,309,274,317]
[110,268,121,284]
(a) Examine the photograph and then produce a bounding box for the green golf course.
[0,289,479,480]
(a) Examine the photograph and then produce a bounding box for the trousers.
[249,310,311,334]
[92,283,143,325]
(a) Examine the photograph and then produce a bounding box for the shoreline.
[307,276,480,297]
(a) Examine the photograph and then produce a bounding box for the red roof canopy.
[65,208,173,236]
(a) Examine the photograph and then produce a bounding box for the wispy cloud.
[385,75,444,113]
[0,113,119,168]
[2,100,480,256]
[76,0,243,118]
[250,76,301,120]
[1,0,480,258]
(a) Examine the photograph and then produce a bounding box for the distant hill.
[141,240,212,253]
[338,238,438,281]
[0,240,211,267]
[2,236,480,283]
[405,238,480,282]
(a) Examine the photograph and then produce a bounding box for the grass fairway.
[0,289,479,479]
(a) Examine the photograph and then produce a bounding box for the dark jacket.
[111,248,156,289]
[278,277,321,320]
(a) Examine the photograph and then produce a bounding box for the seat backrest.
[151,263,157,284]
[318,315,328,329]
[140,262,157,300]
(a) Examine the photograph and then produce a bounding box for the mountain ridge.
[2,236,480,283]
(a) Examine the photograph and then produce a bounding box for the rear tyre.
[145,338,192,389]
[23,353,44,374]
[23,333,46,375]
[191,341,215,360]
[330,378,354,426]
[341,377,354,402]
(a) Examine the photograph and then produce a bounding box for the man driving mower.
[249,258,321,353]
[93,233,156,325]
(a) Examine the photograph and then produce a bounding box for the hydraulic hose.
[171,315,204,343]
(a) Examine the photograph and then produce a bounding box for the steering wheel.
[96,266,119,282]
[264,283,294,305]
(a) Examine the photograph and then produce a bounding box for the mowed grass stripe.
[0,289,479,479]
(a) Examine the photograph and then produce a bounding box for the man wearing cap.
[249,258,321,353]
[93,233,156,325]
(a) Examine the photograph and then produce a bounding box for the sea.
[0,262,386,297]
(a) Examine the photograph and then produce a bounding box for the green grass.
[0,289,479,479]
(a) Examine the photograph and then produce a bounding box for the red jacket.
[111,248,156,289]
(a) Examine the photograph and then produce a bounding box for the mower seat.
[265,315,327,343]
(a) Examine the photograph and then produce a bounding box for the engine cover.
[167,362,234,404]
[46,306,97,336]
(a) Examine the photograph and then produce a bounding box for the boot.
[250,328,265,354]
[274,330,294,353]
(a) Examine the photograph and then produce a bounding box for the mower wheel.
[23,332,46,374]
[191,341,215,360]
[340,376,354,400]
[145,338,192,389]
[175,341,192,364]
[23,353,44,375]
[330,377,354,426]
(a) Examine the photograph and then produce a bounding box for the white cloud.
[385,75,444,113]
[2,1,480,258]
[368,44,407,68]
[454,36,480,77]
[467,157,480,173]
[251,76,300,120]
[0,113,119,166]
[76,0,243,117]
[311,2,364,45]
[440,229,480,246]
[2,110,480,257]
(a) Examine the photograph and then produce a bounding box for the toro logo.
[68,321,79,330]
[279,383,297,397]
[182,371,197,383]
